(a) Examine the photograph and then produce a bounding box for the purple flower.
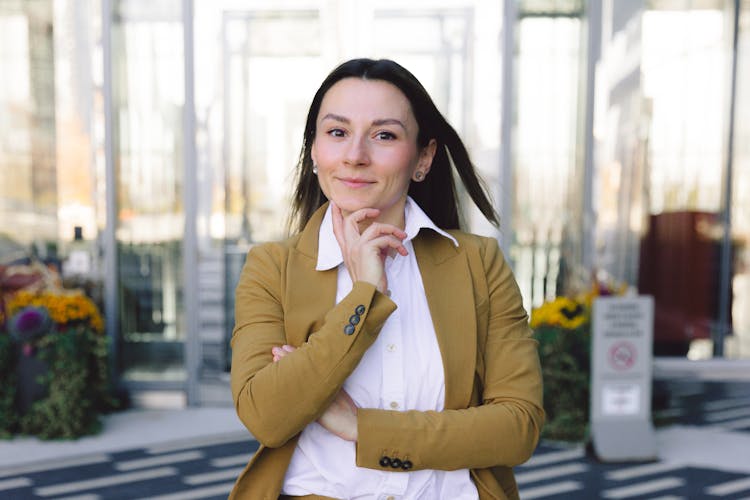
[9,306,52,343]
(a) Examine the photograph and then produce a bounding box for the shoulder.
[242,233,303,276]
[248,233,302,257]
[446,230,502,260]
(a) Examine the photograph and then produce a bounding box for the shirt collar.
[316,196,459,271]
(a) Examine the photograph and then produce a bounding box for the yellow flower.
[5,290,104,334]
[531,295,589,330]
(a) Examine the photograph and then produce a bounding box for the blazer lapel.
[413,231,477,410]
[284,204,338,346]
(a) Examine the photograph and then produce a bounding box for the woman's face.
[311,77,435,226]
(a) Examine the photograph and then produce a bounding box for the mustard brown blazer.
[229,204,545,500]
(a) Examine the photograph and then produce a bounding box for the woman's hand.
[271,344,359,442]
[330,202,408,294]
[317,389,358,442]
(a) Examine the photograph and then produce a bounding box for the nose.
[344,135,370,167]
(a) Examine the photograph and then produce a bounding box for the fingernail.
[282,345,294,352]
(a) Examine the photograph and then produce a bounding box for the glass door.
[112,0,187,384]
[594,0,743,358]
[728,0,750,358]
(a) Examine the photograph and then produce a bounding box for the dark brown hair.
[289,58,499,233]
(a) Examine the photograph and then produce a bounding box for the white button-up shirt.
[281,197,479,500]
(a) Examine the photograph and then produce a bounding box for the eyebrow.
[320,113,407,132]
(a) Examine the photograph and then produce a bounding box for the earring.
[312,164,318,175]
[413,171,424,182]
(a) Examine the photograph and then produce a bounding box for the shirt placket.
[378,256,408,497]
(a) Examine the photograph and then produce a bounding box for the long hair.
[288,58,499,234]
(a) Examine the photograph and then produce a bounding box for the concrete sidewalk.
[2,407,749,476]
[1,371,749,480]
[0,407,247,471]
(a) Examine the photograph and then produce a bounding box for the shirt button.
[379,456,391,467]
[390,458,402,469]
[390,401,399,409]
[387,344,396,352]
[385,289,392,297]
[349,314,361,325]
[355,304,366,315]
[402,460,413,470]
[344,324,355,335]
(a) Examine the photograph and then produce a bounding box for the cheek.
[380,150,418,181]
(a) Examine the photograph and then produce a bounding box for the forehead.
[318,77,415,123]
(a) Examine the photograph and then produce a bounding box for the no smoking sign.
[608,341,636,370]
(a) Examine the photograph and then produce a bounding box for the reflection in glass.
[0,3,58,247]
[641,5,732,357]
[112,0,186,382]
[595,1,743,358]
[513,13,583,310]
[642,8,725,214]
[729,0,750,358]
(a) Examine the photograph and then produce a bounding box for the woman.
[230,58,544,500]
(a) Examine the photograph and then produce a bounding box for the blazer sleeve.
[230,243,397,448]
[355,236,545,471]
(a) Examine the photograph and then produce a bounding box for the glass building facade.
[0,0,747,405]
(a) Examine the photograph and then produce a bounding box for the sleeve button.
[379,456,391,467]
[402,460,413,470]
[344,324,355,335]
[355,304,366,315]
[390,458,402,469]
[349,314,360,325]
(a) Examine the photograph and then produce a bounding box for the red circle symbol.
[609,341,636,370]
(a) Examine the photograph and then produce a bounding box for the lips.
[338,177,375,188]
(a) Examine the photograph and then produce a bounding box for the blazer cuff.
[355,408,416,473]
[318,281,397,349]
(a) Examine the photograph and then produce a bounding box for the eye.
[375,131,397,140]
[326,128,346,138]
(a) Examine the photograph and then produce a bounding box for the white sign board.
[591,295,657,461]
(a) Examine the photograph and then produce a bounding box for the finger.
[368,235,409,257]
[360,222,408,242]
[282,345,296,353]
[344,208,380,241]
[331,202,347,251]
[348,207,381,224]
[389,245,408,257]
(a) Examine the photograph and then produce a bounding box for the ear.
[310,142,318,167]
[417,139,437,177]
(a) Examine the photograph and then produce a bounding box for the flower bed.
[531,296,591,442]
[531,281,628,442]
[1,277,115,439]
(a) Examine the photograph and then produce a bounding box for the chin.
[330,196,376,214]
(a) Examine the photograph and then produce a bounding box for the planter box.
[16,349,48,415]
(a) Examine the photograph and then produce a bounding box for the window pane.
[113,0,186,382]
[0,4,57,247]
[513,14,583,309]
[730,0,750,358]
